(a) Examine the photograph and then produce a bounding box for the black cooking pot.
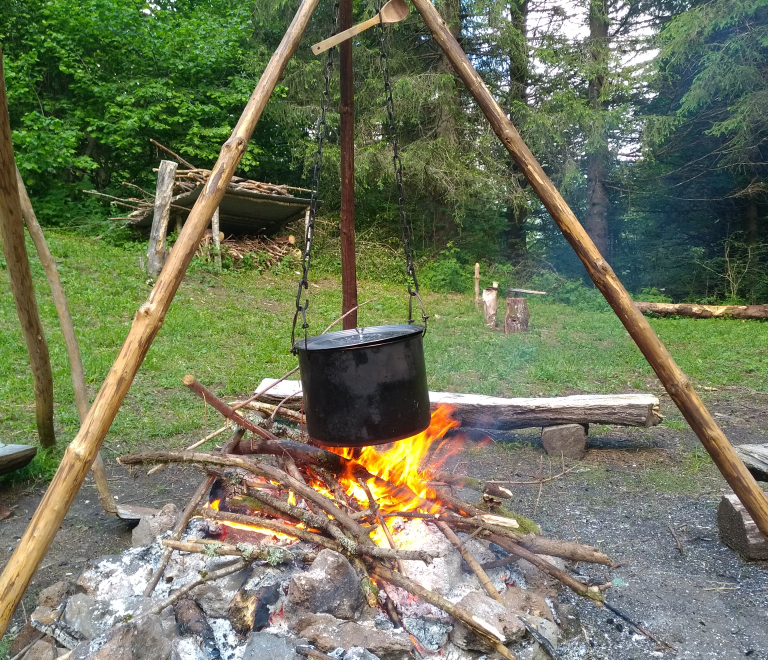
[294,324,430,447]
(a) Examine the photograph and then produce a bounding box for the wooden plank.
[253,379,663,428]
[0,445,37,476]
[734,444,768,482]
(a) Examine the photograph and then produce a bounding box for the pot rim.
[293,323,425,352]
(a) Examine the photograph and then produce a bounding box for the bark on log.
[474,263,480,308]
[253,379,663,428]
[0,53,56,449]
[482,284,498,327]
[717,493,768,560]
[411,0,768,546]
[0,0,322,635]
[734,444,768,482]
[635,301,768,320]
[504,296,529,333]
[211,207,222,273]
[16,167,118,514]
[146,160,177,277]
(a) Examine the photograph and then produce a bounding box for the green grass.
[1,231,767,479]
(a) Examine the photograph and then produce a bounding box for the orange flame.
[203,498,297,541]
[331,404,466,513]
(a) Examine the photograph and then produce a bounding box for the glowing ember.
[331,405,469,513]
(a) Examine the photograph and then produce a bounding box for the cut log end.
[717,493,768,560]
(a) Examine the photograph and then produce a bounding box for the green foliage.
[419,244,472,293]
[637,287,673,303]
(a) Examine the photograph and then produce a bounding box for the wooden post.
[474,262,480,308]
[211,207,222,272]
[146,160,178,278]
[16,167,118,515]
[0,51,55,449]
[339,0,357,329]
[482,282,498,327]
[411,0,768,542]
[504,296,529,334]
[0,0,322,635]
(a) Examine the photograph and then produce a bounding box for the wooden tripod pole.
[0,0,320,636]
[15,167,118,515]
[410,0,768,542]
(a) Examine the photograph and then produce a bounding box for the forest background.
[1,0,766,303]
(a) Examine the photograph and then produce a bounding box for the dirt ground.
[1,387,767,659]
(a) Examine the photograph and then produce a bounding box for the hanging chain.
[375,1,428,330]
[291,1,340,352]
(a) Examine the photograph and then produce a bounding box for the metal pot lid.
[294,324,424,352]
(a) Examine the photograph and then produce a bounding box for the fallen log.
[0,445,37,476]
[635,301,768,320]
[253,379,663,429]
[734,444,768,482]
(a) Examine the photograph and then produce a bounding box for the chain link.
[292,1,340,352]
[375,1,428,330]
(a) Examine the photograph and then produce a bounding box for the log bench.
[253,379,662,458]
[0,443,37,476]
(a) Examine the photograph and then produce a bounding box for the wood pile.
[117,373,619,660]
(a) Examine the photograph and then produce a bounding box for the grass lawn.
[1,231,766,477]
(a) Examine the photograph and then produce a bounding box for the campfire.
[19,376,622,660]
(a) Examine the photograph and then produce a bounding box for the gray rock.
[131,504,178,548]
[501,586,553,621]
[554,602,581,641]
[23,640,56,660]
[541,424,588,460]
[343,649,381,660]
[38,581,74,608]
[76,550,155,601]
[190,566,249,618]
[294,613,411,660]
[64,594,109,640]
[241,632,299,660]
[70,614,171,660]
[516,554,567,594]
[449,591,526,651]
[285,549,364,621]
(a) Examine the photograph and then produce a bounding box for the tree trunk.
[635,301,768,319]
[146,160,178,277]
[585,0,609,257]
[339,0,357,329]
[505,0,529,260]
[0,52,56,449]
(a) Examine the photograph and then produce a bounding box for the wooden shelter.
[1,0,768,636]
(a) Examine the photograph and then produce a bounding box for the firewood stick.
[435,521,503,604]
[161,539,314,563]
[486,534,604,603]
[143,429,246,596]
[233,401,305,424]
[0,5,324,624]
[151,559,247,614]
[384,511,613,565]
[148,424,230,475]
[245,486,358,554]
[202,508,342,551]
[371,564,518,660]
[183,375,278,441]
[357,478,405,574]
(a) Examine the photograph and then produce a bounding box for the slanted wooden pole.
[0,0,321,635]
[16,167,118,515]
[0,51,55,449]
[339,0,358,329]
[146,159,178,277]
[411,0,768,542]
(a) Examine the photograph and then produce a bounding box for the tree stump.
[541,424,588,460]
[505,296,530,333]
[483,283,498,327]
[146,159,178,277]
[718,493,768,560]
[474,263,480,308]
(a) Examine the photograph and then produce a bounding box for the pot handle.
[408,287,429,336]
